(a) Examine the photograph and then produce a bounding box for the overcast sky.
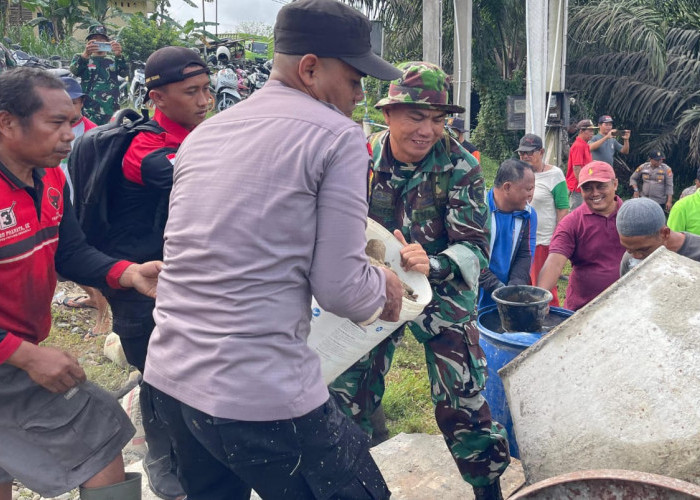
[169,0,284,34]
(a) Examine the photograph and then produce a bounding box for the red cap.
[578,161,616,188]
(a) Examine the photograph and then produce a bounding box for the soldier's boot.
[79,472,141,500]
[369,403,390,447]
[472,479,503,500]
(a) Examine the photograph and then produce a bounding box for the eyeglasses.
[518,150,537,157]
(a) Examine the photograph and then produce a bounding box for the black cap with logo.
[516,133,543,152]
[145,46,210,90]
[274,0,401,81]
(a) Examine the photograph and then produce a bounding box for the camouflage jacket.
[70,53,127,124]
[367,130,490,334]
[0,43,16,73]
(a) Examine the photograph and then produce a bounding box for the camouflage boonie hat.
[375,61,465,113]
[86,24,109,41]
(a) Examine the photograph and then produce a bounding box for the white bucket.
[307,219,432,385]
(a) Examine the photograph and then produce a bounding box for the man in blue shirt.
[479,159,537,309]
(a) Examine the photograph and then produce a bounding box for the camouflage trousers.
[329,322,510,488]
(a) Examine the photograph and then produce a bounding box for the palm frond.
[567,73,682,126]
[666,27,700,57]
[675,106,700,165]
[569,0,666,81]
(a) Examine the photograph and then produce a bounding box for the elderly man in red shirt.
[566,119,597,209]
[537,161,626,311]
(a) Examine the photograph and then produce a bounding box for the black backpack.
[68,108,163,249]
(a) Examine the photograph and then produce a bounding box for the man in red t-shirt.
[537,161,626,310]
[566,119,597,209]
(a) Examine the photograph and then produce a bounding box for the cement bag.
[308,219,432,384]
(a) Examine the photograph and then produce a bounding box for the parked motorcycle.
[245,62,270,95]
[129,61,147,110]
[213,67,242,112]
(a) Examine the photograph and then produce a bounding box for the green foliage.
[118,16,183,63]
[479,154,500,190]
[384,332,440,436]
[568,0,700,195]
[5,25,79,60]
[471,71,524,162]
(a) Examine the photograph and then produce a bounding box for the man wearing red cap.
[538,161,626,310]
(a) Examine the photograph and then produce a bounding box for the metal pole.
[453,0,472,135]
[422,0,442,65]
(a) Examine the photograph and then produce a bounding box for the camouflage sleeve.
[440,156,490,291]
[115,55,128,77]
[70,53,88,78]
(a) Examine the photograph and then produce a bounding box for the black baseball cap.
[446,117,466,133]
[274,0,401,81]
[648,150,665,161]
[145,46,210,90]
[516,133,543,152]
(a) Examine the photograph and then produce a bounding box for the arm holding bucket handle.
[537,252,568,294]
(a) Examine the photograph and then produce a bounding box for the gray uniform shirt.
[620,232,700,276]
[629,162,674,205]
[144,81,386,421]
[589,134,623,166]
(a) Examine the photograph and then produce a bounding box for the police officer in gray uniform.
[630,150,674,212]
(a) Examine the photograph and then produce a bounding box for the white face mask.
[628,257,643,269]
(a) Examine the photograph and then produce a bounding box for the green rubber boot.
[79,472,141,500]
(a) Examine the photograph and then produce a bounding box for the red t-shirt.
[566,136,592,193]
[549,196,625,311]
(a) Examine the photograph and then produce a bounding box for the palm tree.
[567,0,700,189]
[344,0,526,159]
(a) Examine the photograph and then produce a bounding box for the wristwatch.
[429,256,443,274]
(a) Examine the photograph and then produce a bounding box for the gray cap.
[616,198,666,237]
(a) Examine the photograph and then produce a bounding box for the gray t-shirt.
[620,232,700,276]
[589,134,623,166]
[144,81,387,421]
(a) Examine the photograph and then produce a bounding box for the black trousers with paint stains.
[150,388,390,500]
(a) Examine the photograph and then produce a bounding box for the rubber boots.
[472,479,503,500]
[79,472,141,500]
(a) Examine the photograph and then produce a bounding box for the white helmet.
[216,46,230,63]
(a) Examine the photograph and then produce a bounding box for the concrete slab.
[500,248,700,485]
[126,432,526,499]
[371,433,525,499]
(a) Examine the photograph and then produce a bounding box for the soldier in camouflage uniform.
[69,24,127,125]
[0,42,16,73]
[329,62,510,500]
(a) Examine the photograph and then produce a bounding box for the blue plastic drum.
[477,305,574,458]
